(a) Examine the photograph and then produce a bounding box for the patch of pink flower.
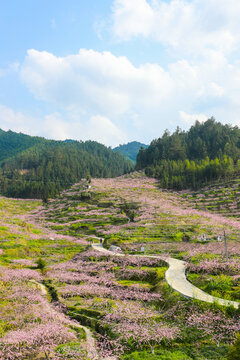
[0,267,42,282]
[0,323,76,360]
[188,259,240,275]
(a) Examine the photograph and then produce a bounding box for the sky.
[1,0,240,147]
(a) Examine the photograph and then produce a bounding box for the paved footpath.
[165,257,239,309]
[92,243,240,309]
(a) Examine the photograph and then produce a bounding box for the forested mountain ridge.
[136,118,240,190]
[113,141,148,162]
[0,129,47,162]
[0,129,134,199]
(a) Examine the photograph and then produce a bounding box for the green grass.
[121,346,228,360]
[187,273,240,302]
[117,279,152,288]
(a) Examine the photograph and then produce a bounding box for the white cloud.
[112,0,154,40]
[42,113,127,146]
[111,0,240,56]
[0,105,70,140]
[0,104,125,147]
[0,104,35,134]
[42,113,126,146]
[19,47,240,143]
[179,111,208,125]
[20,48,172,117]
[43,113,70,140]
[87,115,127,145]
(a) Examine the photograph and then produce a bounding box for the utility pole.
[224,230,228,262]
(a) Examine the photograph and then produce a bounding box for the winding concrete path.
[165,258,239,309]
[92,243,240,309]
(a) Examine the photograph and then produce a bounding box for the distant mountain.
[0,129,134,199]
[113,141,148,162]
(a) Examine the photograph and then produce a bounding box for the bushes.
[80,192,92,201]
[115,269,158,284]
[119,201,140,222]
[227,333,240,360]
[122,349,192,360]
[36,257,47,274]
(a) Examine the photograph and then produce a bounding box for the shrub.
[122,350,192,360]
[36,258,47,273]
[119,201,139,222]
[80,192,91,200]
[227,333,240,360]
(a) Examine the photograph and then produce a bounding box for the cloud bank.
[0,104,126,147]
[112,0,240,56]
[1,0,239,146]
[19,45,240,144]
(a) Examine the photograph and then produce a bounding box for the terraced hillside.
[0,197,89,359]
[182,177,240,219]
[39,173,240,245]
[0,173,240,359]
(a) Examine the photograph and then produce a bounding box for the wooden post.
[224,230,228,262]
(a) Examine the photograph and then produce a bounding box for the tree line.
[136,118,240,189]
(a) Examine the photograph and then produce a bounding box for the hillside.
[0,129,46,162]
[39,172,239,245]
[136,118,240,190]
[182,176,240,219]
[113,141,148,162]
[0,129,134,199]
[0,173,239,359]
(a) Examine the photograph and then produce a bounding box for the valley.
[0,173,239,359]
[2,1,240,358]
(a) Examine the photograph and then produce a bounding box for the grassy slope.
[0,196,88,359]
[40,172,239,246]
[0,173,239,359]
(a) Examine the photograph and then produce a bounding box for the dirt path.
[92,243,240,309]
[30,280,99,360]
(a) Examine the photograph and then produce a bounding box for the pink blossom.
[0,323,76,360]
[0,267,42,282]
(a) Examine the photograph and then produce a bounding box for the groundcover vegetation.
[0,173,239,359]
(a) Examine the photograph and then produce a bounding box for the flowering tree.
[0,323,76,360]
[186,310,240,345]
[188,259,240,275]
[99,301,178,356]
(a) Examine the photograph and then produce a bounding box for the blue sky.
[1,0,240,146]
